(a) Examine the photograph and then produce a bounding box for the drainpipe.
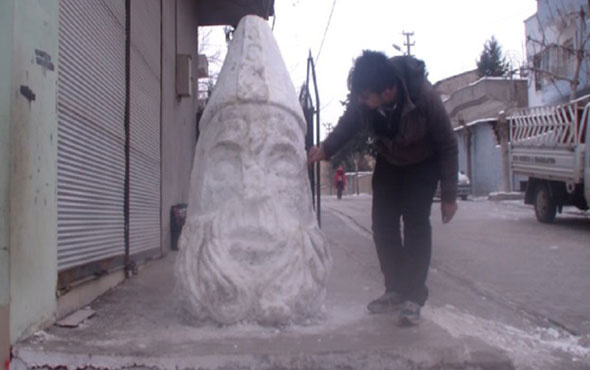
[466,126,472,185]
[124,0,132,277]
[159,0,164,255]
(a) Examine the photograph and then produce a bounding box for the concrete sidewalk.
[12,209,513,370]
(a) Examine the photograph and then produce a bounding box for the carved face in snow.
[197,103,315,266]
[175,103,329,325]
[200,103,313,239]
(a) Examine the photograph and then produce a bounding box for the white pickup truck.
[509,95,590,223]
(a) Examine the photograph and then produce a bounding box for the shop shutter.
[129,0,162,258]
[57,0,126,271]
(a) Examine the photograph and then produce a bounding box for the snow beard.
[174,198,331,326]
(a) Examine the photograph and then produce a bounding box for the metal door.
[57,0,126,273]
[129,0,162,259]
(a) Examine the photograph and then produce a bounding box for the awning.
[197,0,274,27]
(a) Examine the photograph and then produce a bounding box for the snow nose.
[243,162,267,200]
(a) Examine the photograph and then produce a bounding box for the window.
[559,38,574,76]
[533,42,572,91]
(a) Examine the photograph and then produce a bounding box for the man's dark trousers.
[371,155,439,306]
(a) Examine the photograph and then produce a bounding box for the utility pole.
[322,122,333,137]
[402,31,415,56]
[498,111,512,192]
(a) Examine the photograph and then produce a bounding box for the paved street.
[322,194,590,369]
[12,195,590,370]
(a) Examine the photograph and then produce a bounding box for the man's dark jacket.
[323,56,458,202]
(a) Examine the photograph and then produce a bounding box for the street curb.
[12,346,515,370]
[487,192,525,201]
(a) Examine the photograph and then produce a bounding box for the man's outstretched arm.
[308,103,361,164]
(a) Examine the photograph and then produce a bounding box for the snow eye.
[269,144,300,177]
[208,143,242,183]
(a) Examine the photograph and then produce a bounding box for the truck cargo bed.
[509,95,589,184]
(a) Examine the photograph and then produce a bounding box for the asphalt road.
[321,195,590,370]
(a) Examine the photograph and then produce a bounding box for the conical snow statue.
[175,15,331,325]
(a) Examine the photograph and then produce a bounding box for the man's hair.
[348,50,397,95]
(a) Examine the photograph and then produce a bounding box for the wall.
[455,121,507,196]
[443,77,528,127]
[455,129,469,174]
[345,172,373,195]
[457,120,528,196]
[434,69,479,101]
[6,0,59,343]
[0,0,15,364]
[470,122,505,196]
[161,0,199,252]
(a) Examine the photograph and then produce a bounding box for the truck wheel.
[534,183,556,223]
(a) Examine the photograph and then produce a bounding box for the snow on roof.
[453,118,497,131]
[467,76,527,88]
[433,69,478,86]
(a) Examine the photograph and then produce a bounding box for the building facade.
[526,0,590,106]
[0,0,273,364]
[454,119,524,196]
[435,73,528,196]
[441,76,528,129]
[433,69,480,102]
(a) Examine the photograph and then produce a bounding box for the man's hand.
[441,201,458,224]
[307,144,327,165]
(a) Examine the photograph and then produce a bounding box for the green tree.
[476,36,509,77]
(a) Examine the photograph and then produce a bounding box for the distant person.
[333,166,347,199]
[308,50,458,326]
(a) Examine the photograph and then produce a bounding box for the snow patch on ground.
[425,304,590,369]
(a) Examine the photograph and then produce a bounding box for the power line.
[320,97,334,111]
[316,0,337,63]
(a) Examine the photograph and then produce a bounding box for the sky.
[201,0,538,140]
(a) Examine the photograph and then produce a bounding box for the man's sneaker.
[397,301,421,326]
[367,291,404,314]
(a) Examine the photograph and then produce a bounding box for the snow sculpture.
[175,15,331,325]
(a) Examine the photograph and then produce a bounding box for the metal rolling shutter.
[129,0,161,258]
[57,1,126,271]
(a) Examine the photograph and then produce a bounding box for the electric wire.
[315,0,337,63]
